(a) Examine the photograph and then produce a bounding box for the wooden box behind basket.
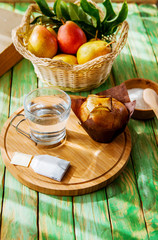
[12,3,129,92]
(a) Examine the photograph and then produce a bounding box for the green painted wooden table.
[0,2,158,239]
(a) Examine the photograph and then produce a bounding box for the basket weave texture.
[12,2,129,92]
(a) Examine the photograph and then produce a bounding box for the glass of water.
[24,87,71,146]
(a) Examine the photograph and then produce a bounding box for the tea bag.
[11,152,32,167]
[30,155,70,181]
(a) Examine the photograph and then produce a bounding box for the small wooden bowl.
[124,78,158,120]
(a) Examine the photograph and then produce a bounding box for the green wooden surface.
[39,194,75,240]
[113,3,158,239]
[73,190,112,240]
[0,2,158,240]
[138,4,158,62]
[1,59,38,239]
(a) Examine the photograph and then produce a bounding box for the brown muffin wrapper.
[71,83,136,143]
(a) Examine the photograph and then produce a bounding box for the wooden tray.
[0,106,131,196]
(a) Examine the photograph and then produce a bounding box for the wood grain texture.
[0,71,11,230]
[0,44,22,77]
[39,194,75,240]
[72,6,152,236]
[91,29,149,238]
[138,3,158,143]
[74,190,112,240]
[85,3,151,239]
[138,4,158,63]
[0,2,157,239]
[0,58,38,240]
[0,2,13,10]
[1,106,131,195]
[0,3,14,238]
[14,2,30,14]
[107,159,149,239]
[112,3,158,239]
[129,119,158,238]
[127,4,158,81]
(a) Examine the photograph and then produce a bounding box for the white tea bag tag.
[30,155,70,182]
[10,152,32,167]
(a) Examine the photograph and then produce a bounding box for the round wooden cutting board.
[0,107,131,196]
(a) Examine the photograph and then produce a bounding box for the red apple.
[57,21,87,54]
[28,25,58,58]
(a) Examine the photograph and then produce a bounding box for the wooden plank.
[138,4,158,143]
[0,71,11,230]
[127,4,158,81]
[0,58,38,239]
[0,2,13,10]
[73,190,112,239]
[112,3,158,238]
[0,72,11,131]
[107,160,149,239]
[91,46,149,239]
[1,172,38,239]
[89,6,150,236]
[138,4,158,63]
[107,62,150,236]
[14,2,30,14]
[126,3,158,142]
[39,194,75,240]
[129,118,158,231]
[0,4,14,237]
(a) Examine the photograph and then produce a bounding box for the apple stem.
[61,18,65,25]
[106,41,115,47]
[95,30,98,40]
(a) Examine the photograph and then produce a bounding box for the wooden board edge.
[0,43,23,77]
[0,106,131,196]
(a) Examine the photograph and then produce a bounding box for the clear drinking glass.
[24,87,71,146]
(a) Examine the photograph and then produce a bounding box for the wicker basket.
[12,2,129,92]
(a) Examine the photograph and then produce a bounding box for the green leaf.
[53,0,62,19]
[30,15,62,28]
[102,0,116,21]
[34,0,55,17]
[113,1,128,23]
[102,1,128,35]
[60,1,70,20]
[80,0,100,29]
[68,2,91,25]
[53,0,57,15]
[30,15,51,25]
[33,0,128,39]
[54,0,70,20]
[69,3,80,20]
